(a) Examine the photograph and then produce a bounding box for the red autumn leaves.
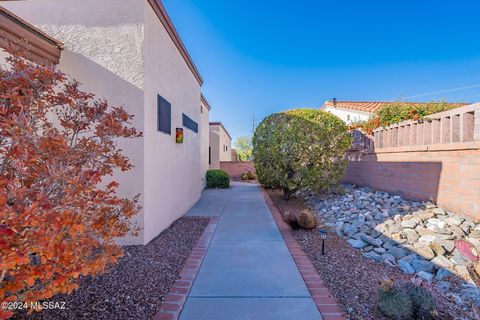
[0,49,142,319]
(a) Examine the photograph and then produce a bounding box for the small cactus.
[401,282,437,320]
[377,279,413,320]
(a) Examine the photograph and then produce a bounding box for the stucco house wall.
[323,106,371,124]
[209,126,221,169]
[200,98,211,186]
[3,0,208,245]
[209,123,232,168]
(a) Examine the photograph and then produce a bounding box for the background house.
[209,122,232,169]
[1,0,210,245]
[321,99,467,124]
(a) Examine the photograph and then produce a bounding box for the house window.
[200,105,204,114]
[182,113,198,133]
[347,114,351,122]
[157,95,171,134]
[209,147,211,164]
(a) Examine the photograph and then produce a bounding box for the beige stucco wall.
[3,0,146,244]
[323,106,371,124]
[209,124,232,169]
[200,101,210,186]
[209,126,220,169]
[142,2,203,244]
[4,0,207,245]
[218,126,232,162]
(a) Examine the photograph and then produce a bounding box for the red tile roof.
[321,100,468,114]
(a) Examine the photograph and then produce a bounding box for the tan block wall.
[345,148,480,219]
[220,161,255,180]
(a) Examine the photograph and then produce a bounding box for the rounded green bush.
[252,109,351,200]
[206,169,230,188]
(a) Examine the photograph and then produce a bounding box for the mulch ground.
[267,189,472,320]
[13,216,210,320]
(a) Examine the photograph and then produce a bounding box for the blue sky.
[163,0,480,141]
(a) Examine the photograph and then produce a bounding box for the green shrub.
[351,101,462,134]
[252,109,351,200]
[206,169,230,188]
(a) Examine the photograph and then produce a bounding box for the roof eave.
[147,0,203,86]
[0,6,63,64]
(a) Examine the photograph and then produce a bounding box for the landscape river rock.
[306,184,480,309]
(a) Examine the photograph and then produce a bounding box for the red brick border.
[261,188,346,320]
[154,216,219,320]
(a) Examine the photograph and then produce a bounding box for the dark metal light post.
[320,230,327,255]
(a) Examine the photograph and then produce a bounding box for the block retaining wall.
[345,103,480,219]
[220,161,255,180]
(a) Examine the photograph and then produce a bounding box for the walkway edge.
[261,187,346,320]
[154,216,219,320]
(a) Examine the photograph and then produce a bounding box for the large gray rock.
[360,234,383,247]
[401,219,418,229]
[414,245,435,260]
[399,253,419,265]
[427,218,442,226]
[374,247,386,254]
[398,260,415,274]
[416,226,435,236]
[450,250,468,264]
[382,240,398,250]
[449,225,466,237]
[432,256,454,269]
[470,230,480,238]
[403,229,419,244]
[381,253,396,263]
[418,210,435,221]
[348,239,367,249]
[435,268,453,280]
[433,208,446,215]
[363,252,382,262]
[387,247,409,259]
[437,239,455,253]
[388,223,403,233]
[445,216,464,226]
[417,271,434,281]
[418,235,436,243]
[412,259,435,273]
[430,242,445,256]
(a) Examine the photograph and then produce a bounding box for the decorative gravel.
[267,189,475,320]
[13,217,210,320]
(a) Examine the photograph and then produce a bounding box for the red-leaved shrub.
[0,48,141,319]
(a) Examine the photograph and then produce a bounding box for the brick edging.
[154,216,219,320]
[261,188,346,320]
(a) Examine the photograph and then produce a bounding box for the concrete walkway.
[182,182,322,320]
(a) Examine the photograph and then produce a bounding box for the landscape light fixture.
[320,230,327,255]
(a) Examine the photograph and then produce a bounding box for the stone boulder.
[297,209,317,229]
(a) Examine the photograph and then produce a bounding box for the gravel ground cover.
[13,217,210,320]
[267,189,476,320]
